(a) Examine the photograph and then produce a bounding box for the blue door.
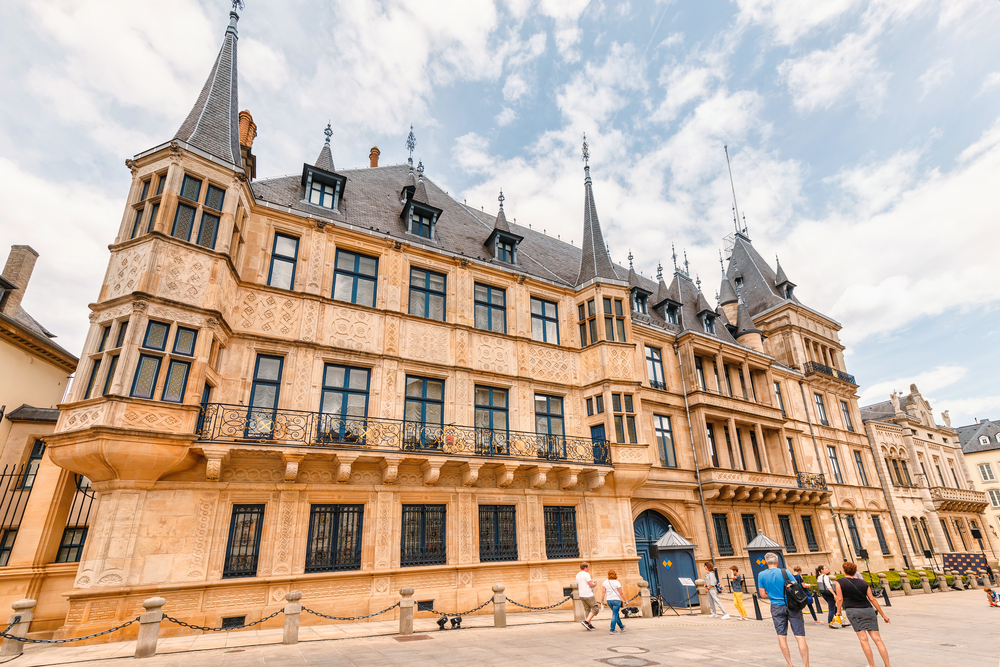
[633,510,672,597]
[590,425,609,464]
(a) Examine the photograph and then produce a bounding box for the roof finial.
[417,159,424,175]
[683,249,690,276]
[696,274,702,290]
[742,213,748,237]
[498,188,505,210]
[406,124,416,167]
[232,0,245,10]
[725,145,742,235]
[323,122,332,145]
[656,262,663,281]
[671,244,678,272]
[582,133,590,168]
[719,249,725,271]
[628,250,633,269]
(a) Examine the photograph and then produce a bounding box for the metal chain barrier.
[301,601,400,622]
[0,616,140,644]
[506,595,572,611]
[627,591,641,604]
[424,599,494,617]
[163,608,283,633]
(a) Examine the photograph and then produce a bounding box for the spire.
[406,124,416,167]
[494,189,510,232]
[577,134,617,285]
[775,255,790,286]
[174,9,242,168]
[628,250,634,270]
[314,122,335,172]
[671,244,678,273]
[656,262,663,281]
[719,269,738,305]
[413,173,430,205]
[683,249,690,277]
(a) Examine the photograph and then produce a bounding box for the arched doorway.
[633,509,673,597]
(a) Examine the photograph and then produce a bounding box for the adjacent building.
[957,418,1000,557]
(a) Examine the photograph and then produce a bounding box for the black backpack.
[781,569,809,612]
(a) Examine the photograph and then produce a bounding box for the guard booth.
[654,527,699,608]
[747,531,785,595]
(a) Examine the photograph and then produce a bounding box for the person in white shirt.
[576,562,599,630]
[703,562,730,619]
[600,569,627,634]
[815,565,840,628]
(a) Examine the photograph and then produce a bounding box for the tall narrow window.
[827,446,844,484]
[0,531,17,567]
[143,321,169,351]
[171,203,197,242]
[695,357,707,391]
[787,438,799,474]
[910,517,925,553]
[802,516,819,552]
[544,506,579,559]
[814,393,829,426]
[333,250,379,307]
[196,196,222,249]
[404,377,445,449]
[723,364,734,397]
[146,203,159,235]
[971,519,985,550]
[734,428,748,470]
[130,355,161,400]
[611,393,637,444]
[98,325,111,352]
[603,297,626,342]
[741,514,758,545]
[474,284,506,333]
[101,355,119,395]
[954,518,968,551]
[853,451,870,486]
[712,513,734,556]
[706,424,720,467]
[840,401,855,432]
[535,395,565,459]
[654,415,676,467]
[223,504,265,578]
[400,504,446,566]
[161,360,191,403]
[901,460,913,487]
[114,320,129,348]
[749,430,762,472]
[935,464,946,487]
[479,505,517,562]
[318,365,370,443]
[665,303,679,325]
[890,459,903,486]
[20,440,46,490]
[246,355,283,439]
[939,519,955,552]
[774,381,785,416]
[531,297,559,344]
[846,515,863,557]
[646,346,665,389]
[979,463,996,482]
[305,504,363,572]
[919,517,934,553]
[950,466,961,489]
[988,490,1000,508]
[409,268,446,321]
[578,300,597,346]
[722,426,736,469]
[268,234,298,290]
[778,515,797,553]
[738,368,748,400]
[84,359,102,399]
[172,327,197,356]
[180,173,202,201]
[475,386,508,455]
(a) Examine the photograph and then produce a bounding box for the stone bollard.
[571,583,584,623]
[283,591,302,645]
[878,575,890,596]
[920,574,932,594]
[696,578,711,615]
[951,571,964,591]
[0,599,36,657]
[966,571,979,590]
[936,573,948,592]
[399,587,415,636]
[638,580,653,618]
[492,584,506,628]
[901,576,913,596]
[134,597,166,659]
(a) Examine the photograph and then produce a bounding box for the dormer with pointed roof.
[301,123,346,213]
[576,136,618,286]
[626,252,651,314]
[401,170,443,240]
[485,190,523,264]
[734,297,764,352]
[774,256,796,299]
[174,11,243,169]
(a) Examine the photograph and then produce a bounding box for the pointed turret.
[576,135,618,286]
[314,123,335,172]
[734,297,764,352]
[719,270,738,306]
[774,256,796,299]
[174,10,242,168]
[484,189,522,264]
[413,174,431,205]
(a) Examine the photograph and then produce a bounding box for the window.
[268,234,298,291]
[665,303,679,325]
[496,238,515,263]
[910,517,925,553]
[814,393,829,426]
[479,505,517,562]
[854,451,870,486]
[408,209,434,238]
[919,517,934,553]
[646,346,666,389]
[950,466,961,489]
[988,490,1000,508]
[145,203,159,236]
[400,504,446,566]
[827,446,844,484]
[723,426,736,469]
[957,519,970,551]
[695,356,707,391]
[531,297,559,344]
[98,325,111,352]
[140,179,151,201]
[115,320,129,348]
[870,516,890,555]
[706,424,720,467]
[404,377,445,444]
[845,515,863,557]
[305,504,363,572]
[409,268,446,321]
[544,506,579,559]
[246,355,283,438]
[595,395,604,414]
[129,208,143,238]
[0,530,17,567]
[180,174,202,201]
[130,354,162,400]
[172,327,197,356]
[980,463,996,482]
[586,398,593,416]
[741,514,758,545]
[171,203,197,242]
[723,364,734,397]
[841,401,855,432]
[612,394,637,444]
[702,313,716,334]
[474,284,506,333]
[738,369,748,400]
[654,415,676,467]
[143,321,169,351]
[161,360,190,403]
[534,395,565,458]
[787,438,799,474]
[889,459,902,486]
[712,513,734,556]
[633,291,648,314]
[748,430,762,472]
[83,359,102,399]
[603,297,626,342]
[223,504,265,578]
[935,464,946,487]
[475,387,509,455]
[940,519,955,552]
[101,355,119,395]
[578,299,597,346]
[333,250,378,307]
[20,440,46,490]
[900,460,913,487]
[802,516,819,552]
[205,183,225,211]
[318,365,370,443]
[55,527,88,563]
[309,181,337,208]
[778,515,797,553]
[196,209,220,248]
[774,381,785,415]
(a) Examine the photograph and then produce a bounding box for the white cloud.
[918,59,952,98]
[736,0,861,45]
[241,38,289,91]
[495,107,517,126]
[978,72,1000,95]
[779,32,889,114]
[858,365,967,405]
[826,149,922,217]
[503,73,530,102]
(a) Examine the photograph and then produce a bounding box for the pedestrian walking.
[600,569,627,634]
[702,562,730,619]
[758,552,810,667]
[834,562,891,667]
[577,562,599,630]
[792,566,822,624]
[730,565,749,620]
[815,565,839,628]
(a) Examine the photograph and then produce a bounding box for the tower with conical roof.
[576,135,618,286]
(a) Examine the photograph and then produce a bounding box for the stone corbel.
[496,463,518,488]
[584,469,608,491]
[748,488,764,502]
[527,465,550,489]
[203,447,229,482]
[734,486,750,502]
[379,457,400,485]
[786,490,802,504]
[762,489,778,503]
[281,453,306,482]
[559,469,579,490]
[461,461,483,487]
[132,300,148,313]
[422,460,444,486]
[719,485,736,501]
[334,453,358,483]
[775,489,788,504]
[125,158,138,175]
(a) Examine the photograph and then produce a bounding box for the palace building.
[22,8,906,638]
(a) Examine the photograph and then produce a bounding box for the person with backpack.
[815,565,840,628]
[834,562,891,667]
[703,562,730,619]
[730,565,749,620]
[792,566,822,624]
[758,552,810,667]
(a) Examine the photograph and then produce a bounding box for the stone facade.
[955,417,1000,565]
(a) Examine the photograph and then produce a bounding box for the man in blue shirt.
[758,552,810,667]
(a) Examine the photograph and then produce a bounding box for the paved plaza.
[6,589,997,667]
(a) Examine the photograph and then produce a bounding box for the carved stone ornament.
[421,460,444,486]
[334,454,358,483]
[496,464,518,488]
[125,158,138,175]
[282,453,306,482]
[528,466,549,489]
[202,448,229,481]
[88,311,100,323]
[559,470,579,490]
[461,462,483,487]
[132,300,149,312]
[459,257,470,267]
[379,458,400,485]
[516,274,527,284]
[585,470,607,491]
[313,218,327,230]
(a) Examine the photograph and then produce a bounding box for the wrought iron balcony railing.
[197,403,611,466]
[797,471,828,491]
[802,361,856,385]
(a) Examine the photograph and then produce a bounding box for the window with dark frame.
[814,393,829,426]
[318,365,370,443]
[19,440,46,490]
[845,515,864,557]
[0,530,17,567]
[787,437,799,474]
[645,346,666,390]
[723,364,734,397]
[840,400,855,432]
[748,430,763,472]
[802,516,819,552]
[531,297,559,344]
[98,325,111,352]
[268,234,298,291]
[543,506,579,559]
[84,359,102,399]
[654,415,676,467]
[611,393,637,444]
[919,517,934,553]
[665,303,679,325]
[130,354,162,400]
[872,515,890,555]
[827,446,844,484]
[400,504,446,566]
[479,505,517,562]
[223,504,265,578]
[578,299,597,346]
[706,424,720,467]
[115,320,129,348]
[695,356,707,391]
[534,395,565,459]
[741,513,758,545]
[901,460,913,486]
[305,504,363,572]
[854,451,870,486]
[712,513,734,556]
[731,426,748,470]
[101,355,119,396]
[774,381,785,416]
[143,321,169,351]
[603,297,626,342]
[778,515,797,552]
[474,283,506,333]
[246,355,283,439]
[333,250,379,307]
[475,387,509,454]
[408,268,446,321]
[723,426,736,469]
[161,359,191,403]
[172,327,197,356]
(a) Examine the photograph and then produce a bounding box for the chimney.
[369,146,380,168]
[238,110,258,181]
[1,245,39,317]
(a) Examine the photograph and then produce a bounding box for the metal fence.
[0,465,36,567]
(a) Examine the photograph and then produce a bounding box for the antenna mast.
[724,145,741,235]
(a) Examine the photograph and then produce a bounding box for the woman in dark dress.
[834,562,891,667]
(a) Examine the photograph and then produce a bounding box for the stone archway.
[633,509,673,597]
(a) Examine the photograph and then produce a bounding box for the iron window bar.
[479,505,518,562]
[0,464,36,567]
[543,506,579,559]
[802,360,856,385]
[401,505,446,567]
[223,504,265,578]
[305,504,363,572]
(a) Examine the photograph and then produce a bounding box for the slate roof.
[726,233,800,317]
[174,11,242,168]
[576,165,618,286]
[719,270,738,305]
[314,142,335,172]
[958,419,1000,454]
[4,404,59,422]
[860,400,897,423]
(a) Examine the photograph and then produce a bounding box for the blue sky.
[1,0,998,425]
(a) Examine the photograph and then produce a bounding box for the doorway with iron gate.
[633,509,673,597]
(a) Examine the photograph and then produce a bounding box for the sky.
[0,0,998,427]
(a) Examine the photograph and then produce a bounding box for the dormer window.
[301,164,346,213]
[702,313,716,334]
[784,284,794,299]
[485,228,523,264]
[497,238,515,263]
[665,304,679,325]
[734,277,743,292]
[408,207,436,239]
[309,181,337,209]
[634,293,648,314]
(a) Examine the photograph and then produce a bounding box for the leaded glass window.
[180,174,202,201]
[204,184,225,211]
[171,204,197,242]
[143,321,169,351]
[161,360,190,403]
[173,327,197,356]
[130,355,161,399]
[196,212,219,248]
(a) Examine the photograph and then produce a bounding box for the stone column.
[696,578,711,615]
[283,591,302,645]
[492,584,506,628]
[399,587,415,636]
[920,574,932,594]
[638,580,653,618]
[134,597,165,659]
[0,599,36,657]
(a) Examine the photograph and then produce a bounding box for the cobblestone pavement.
[6,590,997,666]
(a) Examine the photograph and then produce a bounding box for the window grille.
[333,250,379,307]
[305,504,363,572]
[712,513,734,556]
[143,321,169,351]
[161,360,190,403]
[172,327,198,356]
[479,505,517,562]
[130,355,161,400]
[778,515,797,553]
[474,284,506,333]
[531,298,559,344]
[802,516,819,552]
[543,506,578,559]
[408,268,446,321]
[55,475,96,563]
[401,505,446,567]
[223,504,265,578]
[741,514,758,545]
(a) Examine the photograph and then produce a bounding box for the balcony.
[929,486,988,513]
[699,468,831,505]
[803,361,856,385]
[197,404,611,467]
